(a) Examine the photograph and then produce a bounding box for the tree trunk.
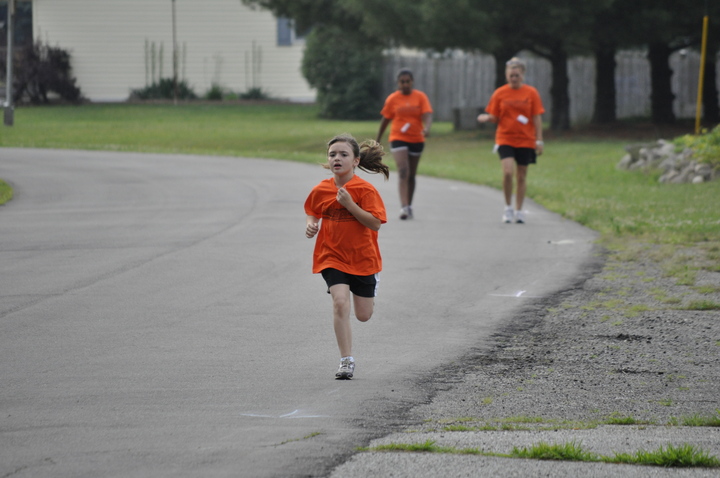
[549,47,570,131]
[647,42,676,124]
[592,43,617,124]
[702,52,719,124]
[492,47,521,89]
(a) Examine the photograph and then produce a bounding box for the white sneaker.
[400,206,411,220]
[335,357,355,379]
[502,206,514,223]
[515,210,526,224]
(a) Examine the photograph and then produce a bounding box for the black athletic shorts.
[321,268,379,298]
[390,140,425,156]
[497,145,537,166]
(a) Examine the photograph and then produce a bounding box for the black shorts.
[390,140,425,156]
[321,268,379,298]
[497,145,537,166]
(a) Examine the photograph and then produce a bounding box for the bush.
[239,87,270,100]
[301,25,384,120]
[3,40,83,104]
[205,83,224,101]
[674,124,720,168]
[130,78,197,100]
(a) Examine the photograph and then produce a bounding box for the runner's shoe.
[502,206,514,223]
[515,210,526,224]
[335,357,355,380]
[400,206,411,220]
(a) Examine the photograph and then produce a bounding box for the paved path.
[0,148,597,477]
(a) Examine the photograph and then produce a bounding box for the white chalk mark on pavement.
[240,409,329,419]
[489,290,542,299]
[548,239,576,245]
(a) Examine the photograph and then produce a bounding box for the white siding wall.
[32,0,315,102]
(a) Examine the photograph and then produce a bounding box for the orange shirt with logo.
[380,89,433,143]
[485,84,545,149]
[304,175,387,276]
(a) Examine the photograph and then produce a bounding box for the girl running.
[377,69,433,220]
[478,57,545,224]
[304,134,389,379]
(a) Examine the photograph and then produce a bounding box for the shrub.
[239,87,270,100]
[205,83,224,101]
[130,78,197,100]
[674,125,720,168]
[3,40,83,104]
[301,25,383,120]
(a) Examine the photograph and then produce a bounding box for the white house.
[31,0,315,102]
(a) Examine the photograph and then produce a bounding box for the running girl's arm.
[477,113,497,123]
[533,114,544,155]
[376,117,391,143]
[306,215,320,238]
[422,112,433,137]
[336,188,382,232]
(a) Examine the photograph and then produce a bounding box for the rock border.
[617,140,719,184]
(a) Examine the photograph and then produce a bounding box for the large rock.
[618,139,717,184]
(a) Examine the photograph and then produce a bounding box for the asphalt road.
[0,148,597,477]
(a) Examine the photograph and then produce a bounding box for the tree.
[246,0,720,127]
[242,0,384,119]
[242,0,337,32]
[350,0,525,88]
[301,25,384,119]
[701,49,720,124]
[518,0,614,130]
[589,0,720,125]
[617,0,719,124]
[3,39,83,104]
[589,0,632,124]
[351,0,610,131]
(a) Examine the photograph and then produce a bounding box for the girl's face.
[327,141,359,177]
[397,74,413,95]
[506,67,524,89]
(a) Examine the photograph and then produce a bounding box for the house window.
[1,1,33,48]
[277,17,306,46]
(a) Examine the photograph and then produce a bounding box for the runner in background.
[377,69,433,220]
[478,57,545,224]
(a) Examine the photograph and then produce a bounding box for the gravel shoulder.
[332,240,720,477]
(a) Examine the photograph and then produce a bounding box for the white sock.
[341,356,354,362]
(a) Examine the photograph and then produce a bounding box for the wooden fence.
[383,50,720,125]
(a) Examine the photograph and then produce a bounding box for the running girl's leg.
[515,165,528,211]
[392,148,411,208]
[407,154,421,206]
[352,295,374,323]
[329,284,353,357]
[501,156,515,206]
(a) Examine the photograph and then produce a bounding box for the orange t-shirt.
[304,175,387,276]
[380,89,433,143]
[485,84,545,149]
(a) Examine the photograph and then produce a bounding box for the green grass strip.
[511,441,599,461]
[367,440,482,455]
[0,179,12,206]
[678,412,720,427]
[607,444,720,467]
[682,300,720,311]
[364,440,720,468]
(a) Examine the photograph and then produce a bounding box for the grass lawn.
[1,102,718,244]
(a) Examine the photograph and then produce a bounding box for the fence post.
[4,0,15,126]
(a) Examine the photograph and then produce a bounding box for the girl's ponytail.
[358,140,390,180]
[326,134,390,180]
